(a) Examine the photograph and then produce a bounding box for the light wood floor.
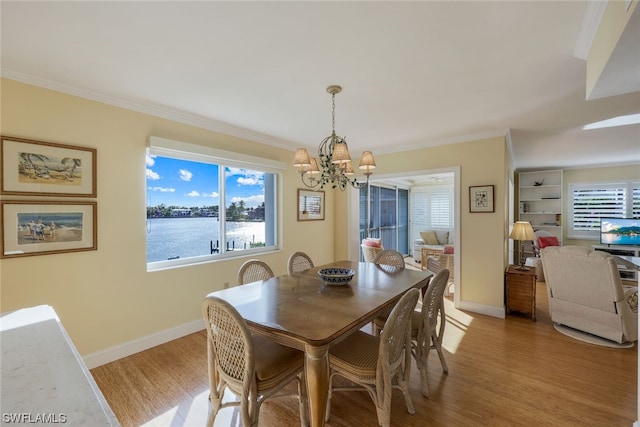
[91,281,637,426]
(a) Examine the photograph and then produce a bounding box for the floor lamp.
[510,221,535,270]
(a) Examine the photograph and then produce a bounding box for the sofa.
[413,229,453,262]
[541,246,638,344]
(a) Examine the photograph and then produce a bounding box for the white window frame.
[568,180,640,240]
[147,136,284,271]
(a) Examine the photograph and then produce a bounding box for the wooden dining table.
[206,259,433,427]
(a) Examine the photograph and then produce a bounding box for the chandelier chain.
[293,84,375,191]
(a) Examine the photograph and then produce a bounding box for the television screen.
[600,218,640,246]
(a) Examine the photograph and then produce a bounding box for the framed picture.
[469,185,494,213]
[1,200,97,258]
[297,189,325,221]
[1,136,97,197]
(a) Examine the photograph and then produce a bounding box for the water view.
[146,217,265,263]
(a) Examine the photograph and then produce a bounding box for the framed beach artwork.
[297,189,325,221]
[1,136,97,197]
[1,201,97,258]
[469,185,495,213]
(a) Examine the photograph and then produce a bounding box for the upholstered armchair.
[413,229,452,262]
[541,246,638,345]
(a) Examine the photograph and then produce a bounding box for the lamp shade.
[331,142,351,164]
[305,157,320,175]
[343,161,355,176]
[509,221,535,241]
[358,151,377,171]
[293,148,311,167]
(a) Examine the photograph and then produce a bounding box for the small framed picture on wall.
[469,185,494,213]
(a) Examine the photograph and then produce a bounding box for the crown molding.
[573,0,608,60]
[1,68,298,151]
[374,128,512,156]
[2,69,512,158]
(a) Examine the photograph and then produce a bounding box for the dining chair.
[373,249,406,273]
[371,249,407,335]
[287,251,314,275]
[237,259,274,285]
[412,269,450,397]
[361,241,384,263]
[202,296,308,427]
[325,288,420,427]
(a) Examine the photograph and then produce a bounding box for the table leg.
[304,343,329,427]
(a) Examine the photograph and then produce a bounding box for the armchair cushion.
[538,236,559,249]
[362,237,382,248]
[419,231,439,245]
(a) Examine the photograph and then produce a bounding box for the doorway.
[350,166,461,307]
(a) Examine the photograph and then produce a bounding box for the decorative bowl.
[317,268,355,286]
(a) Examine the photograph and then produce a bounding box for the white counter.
[1,305,119,426]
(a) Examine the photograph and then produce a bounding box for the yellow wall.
[0,78,336,355]
[335,137,510,309]
[1,78,511,359]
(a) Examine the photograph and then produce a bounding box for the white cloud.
[146,168,160,180]
[146,154,155,167]
[148,186,175,192]
[226,168,264,186]
[237,176,261,186]
[186,190,200,197]
[204,192,219,198]
[179,169,193,181]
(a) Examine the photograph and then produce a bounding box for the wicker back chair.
[411,269,450,397]
[361,244,384,263]
[371,250,407,335]
[374,249,406,273]
[237,259,274,285]
[202,296,308,427]
[325,288,420,427]
[287,251,314,275]
[426,252,454,296]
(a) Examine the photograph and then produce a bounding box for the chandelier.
[293,85,376,190]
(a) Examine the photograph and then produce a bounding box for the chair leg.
[398,376,416,416]
[324,373,334,422]
[432,331,449,373]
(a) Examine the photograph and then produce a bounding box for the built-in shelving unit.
[518,169,563,257]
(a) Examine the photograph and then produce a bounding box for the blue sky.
[146,155,265,208]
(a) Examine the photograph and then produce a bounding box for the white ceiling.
[1,1,639,171]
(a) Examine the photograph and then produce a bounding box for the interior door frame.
[349,166,461,308]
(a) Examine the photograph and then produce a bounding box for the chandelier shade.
[293,85,376,190]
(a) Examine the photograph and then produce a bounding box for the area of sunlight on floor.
[440,296,474,355]
[141,388,243,427]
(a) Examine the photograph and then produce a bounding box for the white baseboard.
[458,300,506,319]
[83,319,205,369]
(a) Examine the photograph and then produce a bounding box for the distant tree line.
[147,202,265,222]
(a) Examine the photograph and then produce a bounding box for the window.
[410,184,453,231]
[568,181,640,239]
[359,185,409,254]
[146,137,283,270]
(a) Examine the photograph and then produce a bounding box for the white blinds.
[569,181,640,238]
[411,184,453,231]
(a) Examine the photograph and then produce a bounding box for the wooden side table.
[505,265,537,321]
